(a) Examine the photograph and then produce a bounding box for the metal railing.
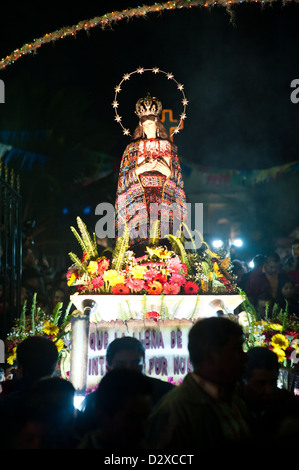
[0,162,22,339]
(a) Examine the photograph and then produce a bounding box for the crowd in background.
[11,236,299,321]
[231,238,299,319]
[0,237,299,450]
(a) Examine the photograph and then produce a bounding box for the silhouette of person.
[146,317,250,450]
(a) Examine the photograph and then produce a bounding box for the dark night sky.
[1,1,299,257]
[1,1,299,169]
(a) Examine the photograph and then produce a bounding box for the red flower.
[77,284,89,293]
[144,311,160,323]
[180,264,188,275]
[98,258,110,274]
[285,330,299,338]
[184,281,199,294]
[111,284,130,295]
[152,273,167,285]
[285,346,295,359]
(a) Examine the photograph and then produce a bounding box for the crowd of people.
[0,319,298,450]
[231,238,299,319]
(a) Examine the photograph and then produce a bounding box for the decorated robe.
[115,138,187,246]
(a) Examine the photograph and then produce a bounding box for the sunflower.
[270,334,289,350]
[272,347,286,363]
[43,321,59,337]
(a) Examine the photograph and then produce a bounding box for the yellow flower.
[7,347,17,365]
[131,265,147,279]
[43,321,59,337]
[87,261,98,275]
[146,247,172,259]
[213,262,221,277]
[146,247,163,258]
[67,273,77,287]
[201,279,208,293]
[268,323,283,332]
[270,334,289,350]
[272,347,286,363]
[220,257,230,270]
[158,249,172,260]
[103,269,125,287]
[54,338,65,352]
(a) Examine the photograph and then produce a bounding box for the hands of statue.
[154,160,171,178]
[135,161,155,176]
[135,159,171,178]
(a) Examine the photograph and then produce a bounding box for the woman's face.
[142,119,157,139]
[281,282,295,299]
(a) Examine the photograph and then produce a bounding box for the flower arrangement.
[239,298,299,369]
[6,293,72,375]
[67,217,238,296]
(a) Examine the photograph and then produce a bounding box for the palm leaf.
[182,223,197,252]
[149,219,160,247]
[53,302,63,325]
[76,217,98,258]
[68,252,87,272]
[70,226,87,254]
[111,224,130,271]
[167,234,191,271]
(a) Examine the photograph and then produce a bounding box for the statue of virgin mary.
[115,93,187,255]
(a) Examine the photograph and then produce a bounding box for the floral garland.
[67,217,238,296]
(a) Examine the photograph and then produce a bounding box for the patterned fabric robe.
[115,138,187,246]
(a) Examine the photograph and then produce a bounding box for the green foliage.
[111,224,130,271]
[70,217,98,259]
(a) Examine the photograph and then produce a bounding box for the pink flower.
[166,257,183,274]
[91,276,104,289]
[163,282,180,295]
[169,273,186,287]
[125,277,146,292]
[143,268,160,281]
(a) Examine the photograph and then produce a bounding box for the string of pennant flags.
[181,160,299,188]
[1,132,298,187]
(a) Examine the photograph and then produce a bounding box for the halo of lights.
[113,67,188,137]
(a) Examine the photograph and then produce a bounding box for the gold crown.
[135,92,162,118]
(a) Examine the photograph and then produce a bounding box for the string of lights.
[0,0,288,72]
